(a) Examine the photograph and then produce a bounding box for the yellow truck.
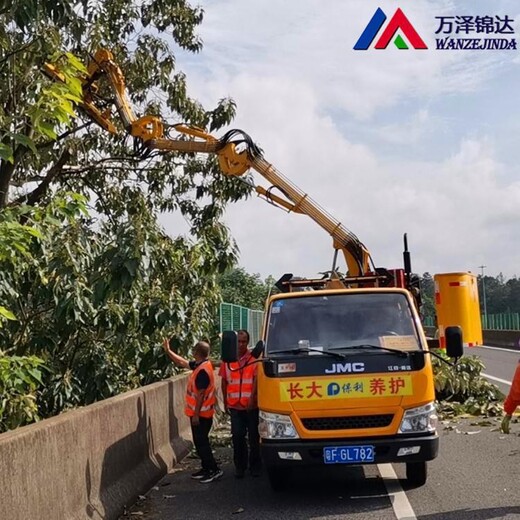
[222,278,462,490]
[45,49,465,490]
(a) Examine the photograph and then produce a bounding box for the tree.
[0,1,253,425]
[0,0,250,221]
[0,354,45,432]
[0,194,238,420]
[481,274,506,315]
[219,268,276,310]
[419,272,435,320]
[504,277,520,313]
[0,195,86,428]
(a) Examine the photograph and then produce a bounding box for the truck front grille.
[301,414,394,431]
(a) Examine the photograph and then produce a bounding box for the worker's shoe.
[501,415,512,434]
[191,469,206,480]
[199,468,223,483]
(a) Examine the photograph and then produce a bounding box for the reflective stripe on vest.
[226,353,255,408]
[185,360,215,418]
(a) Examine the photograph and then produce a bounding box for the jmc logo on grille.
[325,362,365,374]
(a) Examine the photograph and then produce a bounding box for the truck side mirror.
[251,340,265,359]
[263,359,276,377]
[221,330,238,362]
[445,326,464,359]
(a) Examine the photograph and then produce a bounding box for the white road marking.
[368,344,512,519]
[482,373,511,386]
[466,345,515,385]
[378,463,417,520]
[370,345,513,519]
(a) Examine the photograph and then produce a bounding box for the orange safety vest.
[225,353,255,408]
[185,360,216,418]
[504,361,520,415]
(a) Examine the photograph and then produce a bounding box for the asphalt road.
[466,344,519,395]
[121,346,520,520]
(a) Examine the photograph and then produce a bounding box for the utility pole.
[478,265,487,326]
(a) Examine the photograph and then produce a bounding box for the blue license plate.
[323,445,375,464]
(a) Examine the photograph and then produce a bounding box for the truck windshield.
[265,292,420,355]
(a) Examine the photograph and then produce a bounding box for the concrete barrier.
[483,330,520,350]
[0,374,194,520]
[423,326,520,351]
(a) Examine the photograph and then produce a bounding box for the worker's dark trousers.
[229,408,261,472]
[191,417,218,472]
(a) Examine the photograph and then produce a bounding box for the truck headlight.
[259,411,299,439]
[398,402,437,434]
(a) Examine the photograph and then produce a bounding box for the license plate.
[323,445,375,464]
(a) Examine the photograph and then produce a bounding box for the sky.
[159,0,520,281]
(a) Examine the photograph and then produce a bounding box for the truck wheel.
[267,466,290,492]
[406,461,427,487]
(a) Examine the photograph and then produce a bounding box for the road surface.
[120,346,520,520]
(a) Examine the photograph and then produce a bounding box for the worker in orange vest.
[501,359,520,434]
[219,329,261,478]
[163,338,223,483]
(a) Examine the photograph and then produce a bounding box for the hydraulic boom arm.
[149,125,372,278]
[44,49,372,278]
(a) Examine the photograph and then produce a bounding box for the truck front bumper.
[261,432,439,467]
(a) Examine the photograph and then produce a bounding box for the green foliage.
[419,272,520,321]
[0,192,85,328]
[0,0,75,32]
[0,195,237,418]
[419,272,435,320]
[28,52,85,141]
[0,306,16,323]
[0,0,248,429]
[432,351,504,417]
[218,268,277,310]
[0,0,246,214]
[480,273,520,315]
[0,29,85,203]
[0,353,45,432]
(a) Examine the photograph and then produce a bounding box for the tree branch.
[0,37,41,68]
[35,121,94,151]
[0,118,37,208]
[11,148,72,207]
[0,141,30,208]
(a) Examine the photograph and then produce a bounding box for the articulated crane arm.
[44,49,373,280]
[155,126,374,280]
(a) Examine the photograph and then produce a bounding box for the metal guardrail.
[423,326,520,350]
[482,313,520,330]
[219,303,265,346]
[424,313,520,331]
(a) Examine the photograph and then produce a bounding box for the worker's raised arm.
[163,338,190,369]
